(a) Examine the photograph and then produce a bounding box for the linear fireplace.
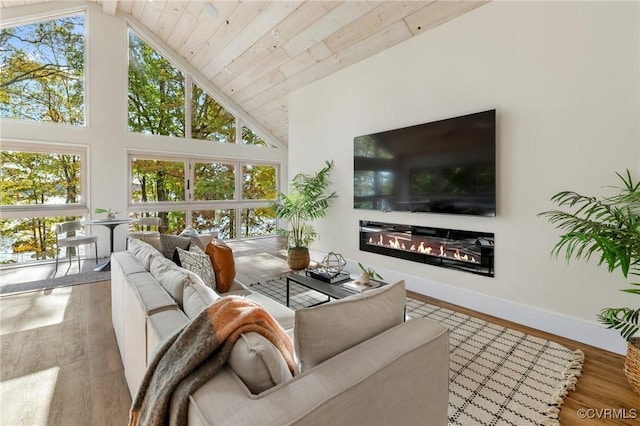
[359,220,494,277]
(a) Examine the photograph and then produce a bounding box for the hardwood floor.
[0,237,637,425]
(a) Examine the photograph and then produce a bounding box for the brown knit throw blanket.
[129,296,296,426]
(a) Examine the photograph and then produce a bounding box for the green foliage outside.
[1,14,84,124]
[1,20,278,264]
[1,150,82,262]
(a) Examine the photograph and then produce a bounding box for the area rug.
[249,276,584,426]
[0,260,110,295]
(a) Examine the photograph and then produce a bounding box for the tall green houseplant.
[273,160,337,270]
[540,170,640,394]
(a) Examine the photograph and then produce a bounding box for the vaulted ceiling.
[1,0,488,146]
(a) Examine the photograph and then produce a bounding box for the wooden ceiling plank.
[243,19,412,112]
[210,0,339,90]
[279,49,315,80]
[281,1,383,58]
[164,3,201,54]
[202,1,302,81]
[230,67,286,105]
[153,1,188,42]
[139,0,166,32]
[220,48,290,96]
[192,1,267,73]
[130,0,145,20]
[178,0,239,62]
[324,0,430,53]
[404,0,488,36]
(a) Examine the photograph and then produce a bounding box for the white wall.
[289,1,640,354]
[0,2,287,255]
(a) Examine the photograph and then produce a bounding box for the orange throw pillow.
[205,239,236,293]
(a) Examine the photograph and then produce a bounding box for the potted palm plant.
[539,169,640,394]
[273,160,337,270]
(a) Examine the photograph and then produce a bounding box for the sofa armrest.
[188,318,449,426]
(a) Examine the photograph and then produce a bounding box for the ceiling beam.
[102,0,118,16]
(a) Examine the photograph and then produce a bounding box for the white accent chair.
[54,220,99,272]
[127,217,162,248]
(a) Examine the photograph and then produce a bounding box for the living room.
[1,0,639,425]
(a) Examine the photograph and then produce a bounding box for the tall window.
[1,142,87,263]
[0,13,85,125]
[127,29,272,147]
[129,153,278,239]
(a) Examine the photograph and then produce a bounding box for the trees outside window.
[128,31,184,137]
[129,154,277,238]
[0,14,85,125]
[127,29,272,147]
[1,143,87,263]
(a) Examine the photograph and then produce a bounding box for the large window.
[0,13,85,125]
[129,153,278,239]
[1,142,87,263]
[127,30,271,147]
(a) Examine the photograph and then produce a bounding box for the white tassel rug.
[249,276,584,426]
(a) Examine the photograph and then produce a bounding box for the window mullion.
[185,75,192,139]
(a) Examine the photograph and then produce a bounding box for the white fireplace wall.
[289,1,639,354]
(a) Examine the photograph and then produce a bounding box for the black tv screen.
[354,109,496,216]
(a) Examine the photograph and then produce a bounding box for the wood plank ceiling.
[1,0,488,146]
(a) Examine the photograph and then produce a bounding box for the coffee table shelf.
[286,272,384,307]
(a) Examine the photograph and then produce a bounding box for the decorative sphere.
[319,252,346,276]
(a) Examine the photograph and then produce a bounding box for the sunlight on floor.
[0,287,71,335]
[0,366,59,424]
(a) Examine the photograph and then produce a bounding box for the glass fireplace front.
[359,220,494,277]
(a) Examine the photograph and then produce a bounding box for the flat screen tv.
[354,109,496,216]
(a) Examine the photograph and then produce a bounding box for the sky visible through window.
[0,14,85,124]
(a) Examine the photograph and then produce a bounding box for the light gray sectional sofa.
[111,238,450,425]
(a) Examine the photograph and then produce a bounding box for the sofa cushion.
[294,280,406,372]
[112,251,147,275]
[243,292,295,331]
[227,332,294,394]
[125,272,178,315]
[159,233,191,262]
[183,281,219,319]
[205,239,236,293]
[176,246,216,290]
[149,255,194,308]
[128,238,162,271]
[146,308,190,364]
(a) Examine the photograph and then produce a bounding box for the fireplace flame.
[368,236,478,263]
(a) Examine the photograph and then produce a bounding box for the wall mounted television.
[354,109,496,216]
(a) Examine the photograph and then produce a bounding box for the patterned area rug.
[249,276,584,426]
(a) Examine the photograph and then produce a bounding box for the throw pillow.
[227,332,294,394]
[204,239,236,293]
[179,226,205,250]
[176,246,217,290]
[294,280,406,372]
[159,234,191,263]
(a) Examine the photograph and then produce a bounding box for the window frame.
[0,10,88,127]
[127,150,280,238]
[126,25,275,148]
[1,140,89,219]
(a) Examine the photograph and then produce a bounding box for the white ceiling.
[1,0,488,145]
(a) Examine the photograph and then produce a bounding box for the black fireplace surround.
[359,220,494,277]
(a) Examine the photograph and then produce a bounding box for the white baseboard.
[310,250,627,355]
